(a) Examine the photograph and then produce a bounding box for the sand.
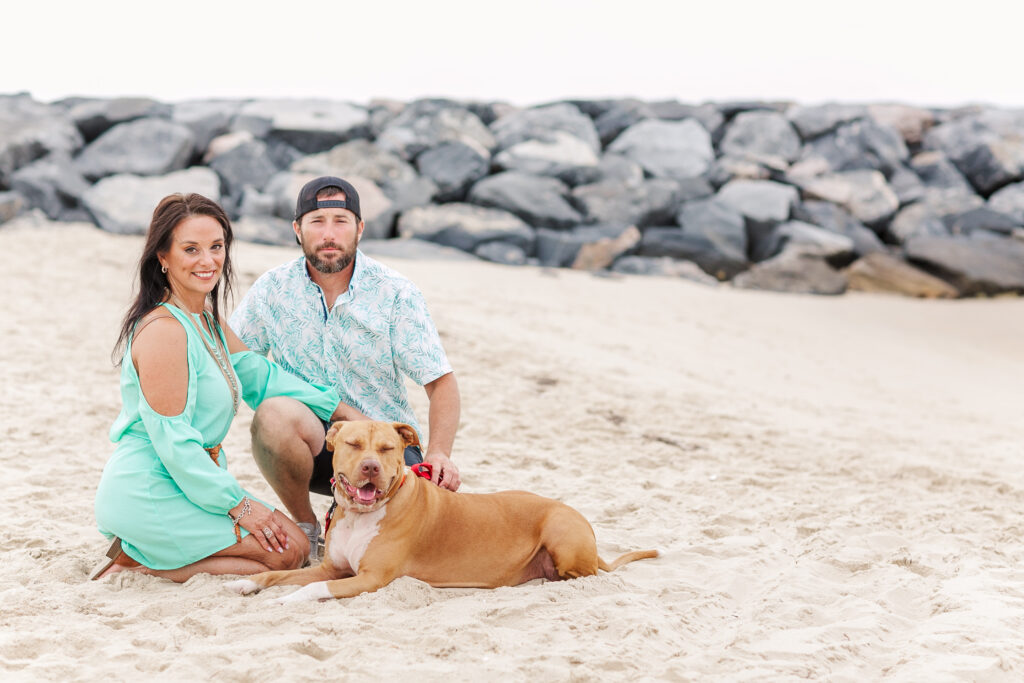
[1,217,1023,681]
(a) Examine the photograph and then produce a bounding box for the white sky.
[4,0,1022,108]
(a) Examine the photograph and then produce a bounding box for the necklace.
[167,292,240,415]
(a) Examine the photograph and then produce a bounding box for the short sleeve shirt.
[229,251,452,439]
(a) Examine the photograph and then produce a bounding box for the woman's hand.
[230,499,290,553]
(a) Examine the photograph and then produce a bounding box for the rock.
[474,241,528,265]
[888,203,950,243]
[560,153,644,187]
[719,110,802,166]
[669,198,749,278]
[415,141,490,201]
[359,237,479,261]
[204,130,255,163]
[988,181,1024,223]
[706,155,773,188]
[291,139,419,190]
[8,153,91,220]
[867,104,935,145]
[792,200,886,255]
[909,151,973,192]
[608,118,713,180]
[916,186,986,217]
[904,234,1024,295]
[491,103,600,155]
[534,224,626,267]
[946,207,1020,235]
[611,255,719,284]
[0,191,25,224]
[82,167,221,235]
[571,225,641,270]
[0,94,83,183]
[231,215,295,246]
[714,179,798,224]
[887,165,927,205]
[648,101,725,137]
[232,99,369,154]
[208,139,281,202]
[396,203,534,252]
[799,170,899,226]
[172,99,242,154]
[467,171,582,228]
[802,118,908,174]
[843,252,958,298]
[262,171,394,238]
[923,109,1024,195]
[376,100,495,160]
[755,220,857,263]
[571,177,682,227]
[74,118,195,180]
[493,130,600,179]
[732,247,848,295]
[786,103,866,139]
[68,97,171,141]
[593,99,655,146]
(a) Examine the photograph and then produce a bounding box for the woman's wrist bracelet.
[228,497,251,543]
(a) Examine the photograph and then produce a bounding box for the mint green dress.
[94,303,340,570]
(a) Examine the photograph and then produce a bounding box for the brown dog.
[226,421,657,603]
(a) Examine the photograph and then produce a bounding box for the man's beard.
[304,239,356,274]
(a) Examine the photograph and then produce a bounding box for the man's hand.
[424,451,460,491]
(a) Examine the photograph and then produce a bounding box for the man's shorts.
[310,419,423,496]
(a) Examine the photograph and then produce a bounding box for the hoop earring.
[161,265,167,274]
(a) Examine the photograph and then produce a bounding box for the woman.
[92,193,363,582]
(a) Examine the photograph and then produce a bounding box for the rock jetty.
[2,92,1023,297]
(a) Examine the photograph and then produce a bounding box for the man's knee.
[251,397,322,453]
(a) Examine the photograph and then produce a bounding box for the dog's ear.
[325,421,346,452]
[391,422,419,448]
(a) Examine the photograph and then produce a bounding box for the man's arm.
[423,371,460,491]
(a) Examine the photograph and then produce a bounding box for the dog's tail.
[598,549,659,572]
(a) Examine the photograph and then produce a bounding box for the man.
[230,176,460,561]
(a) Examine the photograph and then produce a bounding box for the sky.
[3,0,1021,108]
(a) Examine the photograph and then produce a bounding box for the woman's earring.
[161,265,167,273]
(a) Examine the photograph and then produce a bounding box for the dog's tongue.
[356,484,377,504]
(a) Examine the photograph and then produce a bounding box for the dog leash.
[324,464,433,533]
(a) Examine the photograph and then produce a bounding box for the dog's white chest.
[327,505,386,573]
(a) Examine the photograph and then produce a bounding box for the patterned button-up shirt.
[229,251,452,439]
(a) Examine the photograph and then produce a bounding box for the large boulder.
[799,170,899,226]
[396,203,534,252]
[714,179,798,224]
[493,130,600,179]
[867,104,935,145]
[904,234,1024,295]
[9,153,91,221]
[665,198,749,278]
[888,203,951,243]
[571,177,683,227]
[232,99,369,154]
[909,151,973,192]
[923,109,1024,195]
[592,99,655,146]
[608,118,713,180]
[786,103,866,140]
[376,100,495,160]
[843,252,958,298]
[534,224,627,267]
[82,167,221,235]
[988,181,1024,223]
[491,103,600,155]
[792,200,886,255]
[945,207,1021,236]
[209,139,282,204]
[67,97,171,141]
[753,220,856,263]
[802,118,908,174]
[0,191,25,224]
[719,110,802,166]
[415,141,490,201]
[0,94,83,184]
[611,255,720,284]
[172,99,243,154]
[467,171,582,228]
[74,118,195,180]
[732,247,848,295]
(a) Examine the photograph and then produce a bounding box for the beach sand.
[2,217,1022,680]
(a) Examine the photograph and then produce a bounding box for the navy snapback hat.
[294,176,362,222]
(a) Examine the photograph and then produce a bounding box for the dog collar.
[325,466,433,533]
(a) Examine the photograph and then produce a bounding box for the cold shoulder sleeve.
[138,400,247,516]
[231,350,340,421]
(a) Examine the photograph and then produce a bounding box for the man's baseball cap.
[294,176,361,222]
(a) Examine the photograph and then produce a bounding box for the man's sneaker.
[297,521,323,566]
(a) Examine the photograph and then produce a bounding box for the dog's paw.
[224,579,261,595]
[276,581,333,604]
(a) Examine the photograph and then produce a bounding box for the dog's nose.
[360,459,381,479]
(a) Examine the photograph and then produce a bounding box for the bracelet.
[228,497,251,543]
